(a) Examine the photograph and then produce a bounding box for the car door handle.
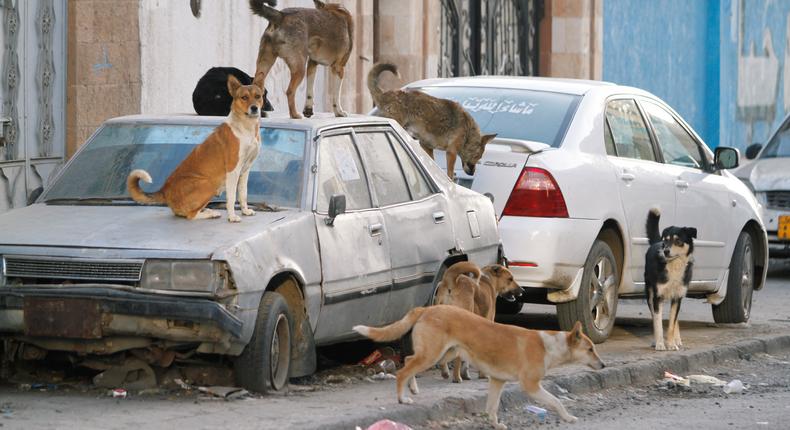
[432,211,446,223]
[368,223,383,237]
[675,180,689,190]
[620,173,636,182]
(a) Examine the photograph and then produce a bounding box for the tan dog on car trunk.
[127,75,263,222]
[433,262,522,382]
[249,0,353,119]
[368,62,497,180]
[354,306,605,429]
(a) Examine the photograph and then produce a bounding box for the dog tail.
[445,261,481,283]
[249,0,283,25]
[353,307,426,342]
[367,63,399,104]
[646,208,661,245]
[127,169,165,205]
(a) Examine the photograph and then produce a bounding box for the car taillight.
[502,167,569,218]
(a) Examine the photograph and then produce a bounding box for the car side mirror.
[714,147,739,170]
[745,143,762,160]
[325,194,346,226]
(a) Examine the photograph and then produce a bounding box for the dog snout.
[250,105,259,114]
[663,248,671,257]
[463,163,476,175]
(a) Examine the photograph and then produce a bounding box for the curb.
[326,334,790,429]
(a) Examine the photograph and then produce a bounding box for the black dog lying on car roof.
[192,67,274,116]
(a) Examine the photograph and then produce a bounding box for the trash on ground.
[359,419,413,430]
[378,359,397,374]
[525,404,547,421]
[324,374,352,384]
[723,379,745,394]
[662,371,690,387]
[173,378,193,390]
[111,388,127,398]
[687,374,727,386]
[92,358,157,390]
[197,386,249,399]
[368,372,396,381]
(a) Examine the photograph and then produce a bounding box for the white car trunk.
[433,138,548,217]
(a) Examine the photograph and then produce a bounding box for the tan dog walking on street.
[354,306,605,429]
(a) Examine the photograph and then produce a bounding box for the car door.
[604,98,677,284]
[312,131,391,342]
[639,100,731,283]
[353,129,456,323]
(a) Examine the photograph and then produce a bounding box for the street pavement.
[0,263,788,430]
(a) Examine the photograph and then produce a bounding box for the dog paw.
[655,343,667,351]
[227,214,242,223]
[398,396,414,405]
[666,343,680,351]
[334,109,348,117]
[452,377,462,384]
[562,415,578,423]
[440,369,450,380]
[303,107,314,118]
[461,370,472,381]
[241,208,255,216]
[289,112,304,120]
[408,383,419,395]
[493,423,507,430]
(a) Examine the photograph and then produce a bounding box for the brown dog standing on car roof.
[249,0,353,119]
[127,75,264,222]
[433,261,522,383]
[368,62,497,180]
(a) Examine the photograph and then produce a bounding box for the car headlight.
[140,260,228,293]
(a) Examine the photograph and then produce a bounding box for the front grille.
[3,255,144,282]
[766,191,790,210]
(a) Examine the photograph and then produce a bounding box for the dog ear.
[227,75,242,97]
[252,73,265,91]
[481,134,498,145]
[490,265,502,275]
[572,321,584,340]
[686,228,697,239]
[313,0,325,8]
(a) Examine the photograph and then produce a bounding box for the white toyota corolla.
[399,77,769,342]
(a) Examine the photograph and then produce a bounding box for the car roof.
[405,75,655,98]
[104,113,394,131]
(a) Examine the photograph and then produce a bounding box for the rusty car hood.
[0,204,299,258]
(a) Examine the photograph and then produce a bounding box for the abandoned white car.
[0,114,500,392]
[396,76,769,343]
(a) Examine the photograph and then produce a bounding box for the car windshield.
[43,123,307,208]
[761,120,790,158]
[417,86,581,147]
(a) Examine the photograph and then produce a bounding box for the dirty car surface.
[0,114,500,391]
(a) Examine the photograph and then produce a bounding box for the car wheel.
[556,239,619,343]
[495,297,523,315]
[235,291,293,393]
[712,232,754,323]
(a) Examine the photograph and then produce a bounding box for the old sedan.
[0,114,500,392]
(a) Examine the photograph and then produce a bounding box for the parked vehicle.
[0,114,500,392]
[734,113,790,258]
[388,76,769,343]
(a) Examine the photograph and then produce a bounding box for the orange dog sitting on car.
[127,75,264,222]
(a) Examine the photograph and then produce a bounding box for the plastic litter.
[687,375,727,386]
[197,386,249,399]
[358,419,413,430]
[111,388,127,398]
[723,379,745,394]
[370,372,396,381]
[525,405,547,421]
[663,371,690,387]
[378,359,397,374]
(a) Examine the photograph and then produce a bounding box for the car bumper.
[758,205,790,257]
[0,286,242,351]
[499,216,600,290]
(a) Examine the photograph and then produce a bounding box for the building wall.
[603,0,790,150]
[540,0,603,80]
[66,0,141,156]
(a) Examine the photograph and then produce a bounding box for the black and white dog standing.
[644,208,697,351]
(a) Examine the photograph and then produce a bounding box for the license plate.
[780,215,790,240]
[23,298,103,339]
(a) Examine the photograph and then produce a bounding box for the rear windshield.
[417,86,581,147]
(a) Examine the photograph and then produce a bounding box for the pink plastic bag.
[365,419,413,430]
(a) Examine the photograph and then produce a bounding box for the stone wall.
[66,0,141,157]
[539,0,603,80]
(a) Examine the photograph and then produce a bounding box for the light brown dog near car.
[368,62,497,180]
[127,75,263,222]
[433,262,522,382]
[354,306,605,429]
[249,0,353,119]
